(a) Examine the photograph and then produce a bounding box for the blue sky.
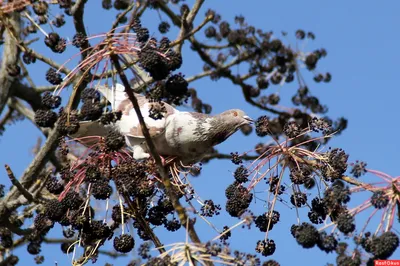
[1,0,400,265]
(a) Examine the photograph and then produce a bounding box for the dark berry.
[336,211,355,234]
[219,21,230,38]
[255,116,269,137]
[289,164,312,185]
[219,226,231,243]
[33,1,48,16]
[233,165,249,183]
[371,191,389,209]
[255,239,276,256]
[57,109,80,135]
[113,234,135,253]
[41,92,62,109]
[139,46,169,80]
[166,50,183,71]
[230,152,242,165]
[321,148,349,181]
[27,242,41,255]
[81,88,100,102]
[290,192,307,207]
[268,94,280,105]
[165,73,188,97]
[350,161,367,178]
[305,53,318,70]
[200,200,221,217]
[257,75,269,89]
[136,27,150,43]
[114,0,130,10]
[45,176,64,195]
[61,191,84,210]
[292,222,319,248]
[34,109,58,127]
[371,232,399,259]
[263,260,280,266]
[324,72,332,83]
[283,121,301,138]
[44,199,65,221]
[255,211,280,232]
[317,232,337,253]
[44,33,63,53]
[72,32,88,48]
[164,219,181,232]
[158,21,170,34]
[111,204,129,224]
[309,117,332,135]
[296,30,305,39]
[34,213,55,234]
[91,179,112,200]
[45,68,63,85]
[23,51,36,64]
[158,37,170,52]
[105,130,125,151]
[205,26,217,38]
[63,228,75,238]
[100,111,122,125]
[80,101,103,121]
[147,206,166,226]
[225,187,253,217]
[269,40,282,52]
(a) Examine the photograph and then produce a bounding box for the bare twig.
[201,152,259,162]
[5,164,35,203]
[170,14,212,47]
[0,107,14,132]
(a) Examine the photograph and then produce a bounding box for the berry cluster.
[34,92,62,128]
[44,32,66,53]
[255,211,280,232]
[321,148,349,181]
[225,182,253,217]
[80,88,103,121]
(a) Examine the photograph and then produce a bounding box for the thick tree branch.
[12,81,42,110]
[0,12,21,117]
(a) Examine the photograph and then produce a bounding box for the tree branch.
[0,12,21,117]
[4,164,34,203]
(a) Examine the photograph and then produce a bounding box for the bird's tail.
[69,121,113,147]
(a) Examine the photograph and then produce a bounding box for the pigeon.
[71,83,253,164]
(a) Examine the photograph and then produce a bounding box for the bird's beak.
[243,115,254,124]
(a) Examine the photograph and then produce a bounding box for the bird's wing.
[95,83,146,112]
[96,83,179,140]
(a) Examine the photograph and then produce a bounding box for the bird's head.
[207,109,253,146]
[220,109,254,128]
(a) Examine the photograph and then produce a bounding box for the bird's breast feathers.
[163,113,214,155]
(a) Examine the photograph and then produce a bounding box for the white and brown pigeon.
[71,83,253,164]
